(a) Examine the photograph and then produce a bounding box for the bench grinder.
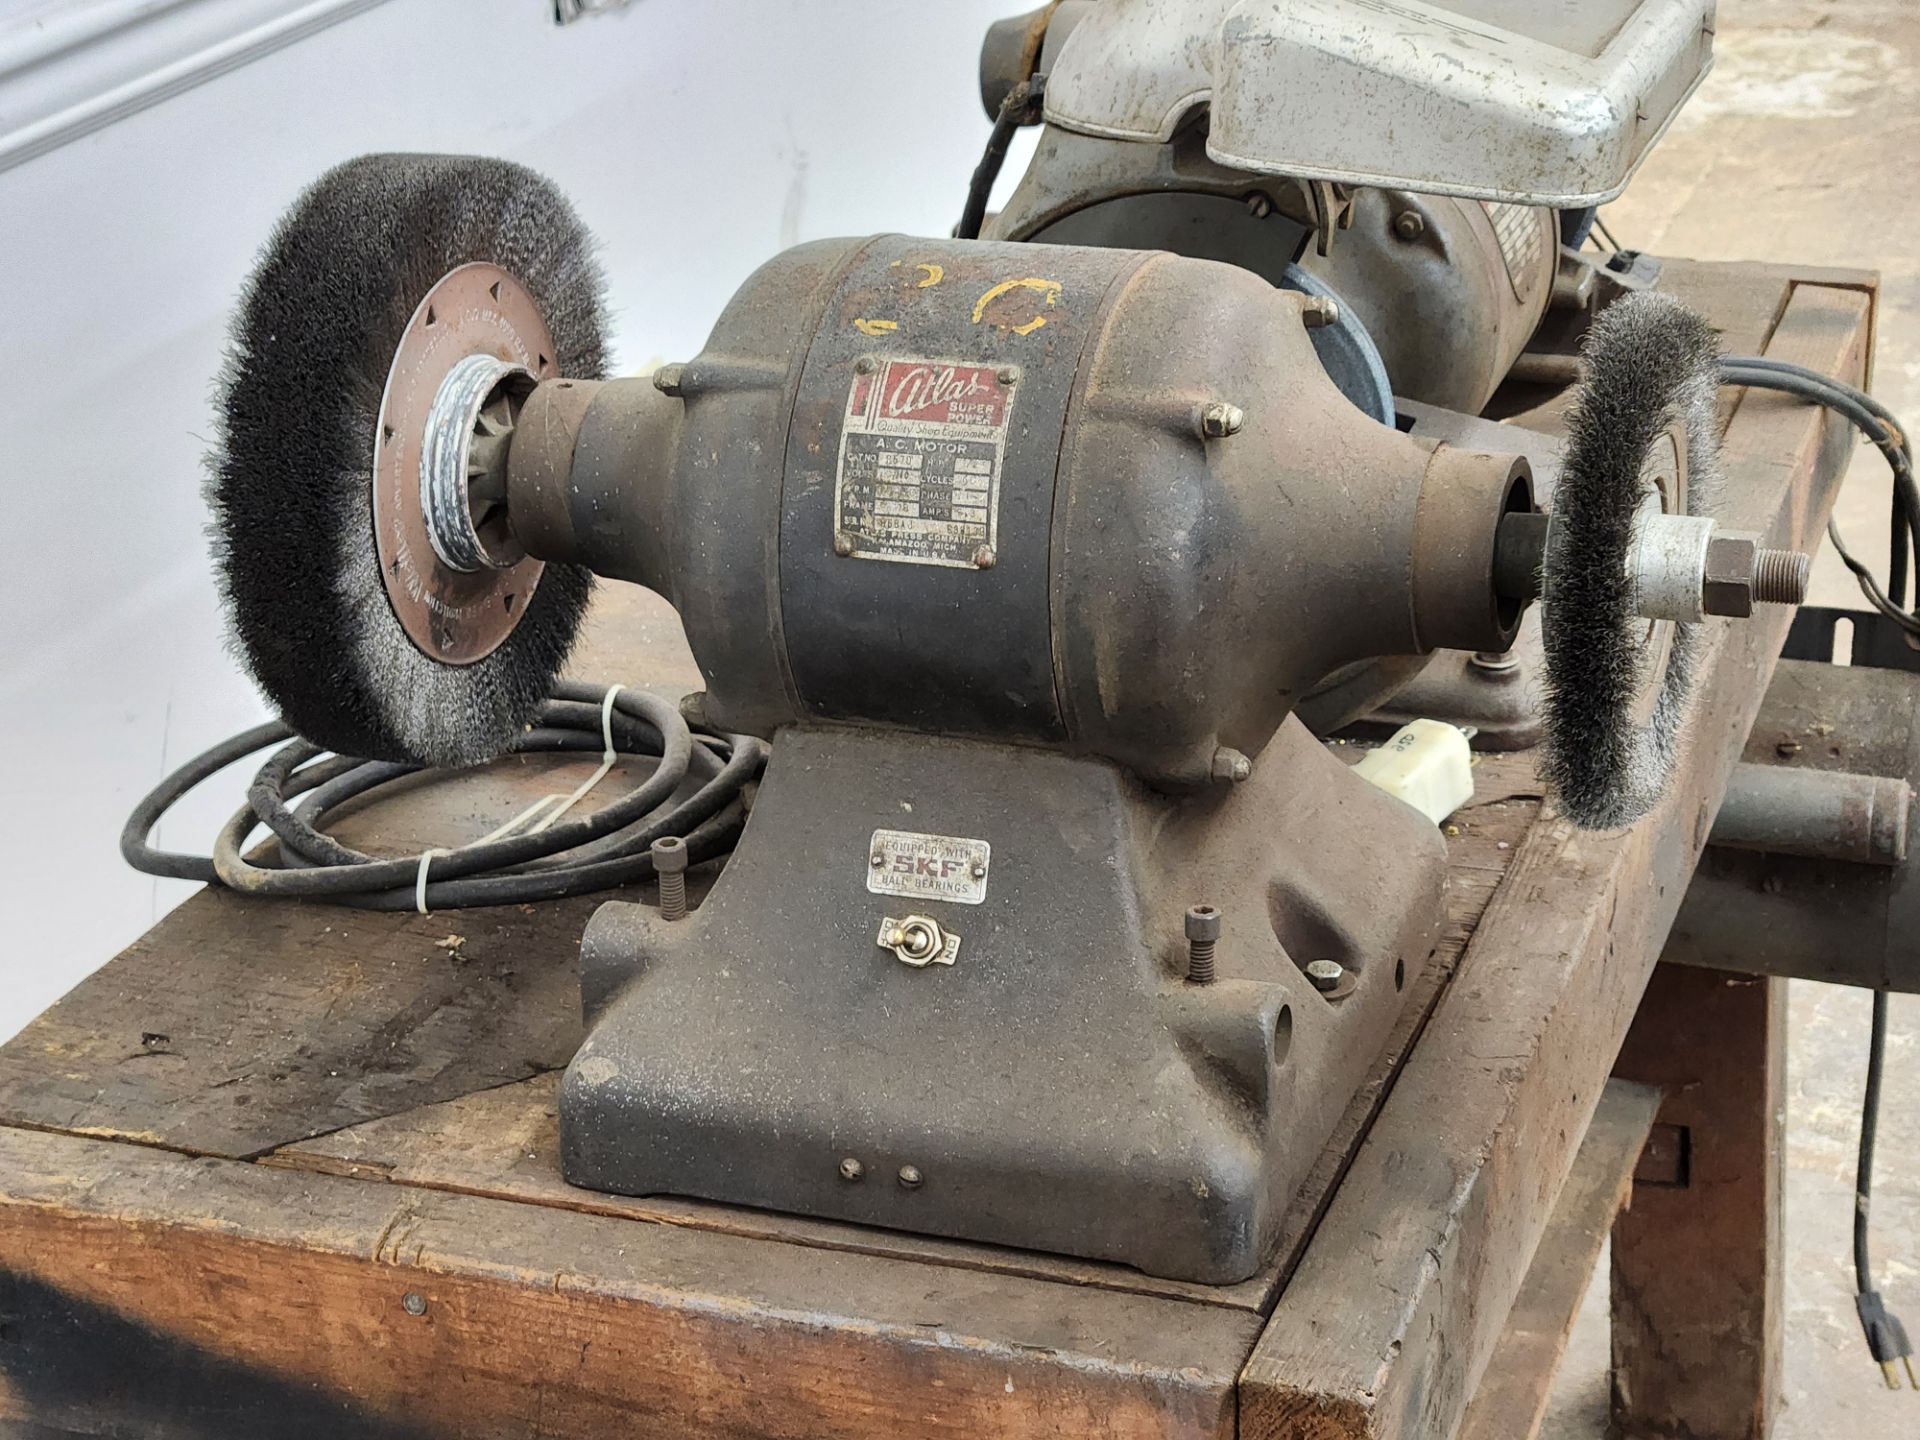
[197,147,1809,1283]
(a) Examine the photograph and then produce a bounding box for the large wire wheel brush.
[209,153,608,767]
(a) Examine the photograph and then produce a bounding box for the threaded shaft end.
[1187,940,1216,985]
[1753,548,1811,604]
[659,869,687,921]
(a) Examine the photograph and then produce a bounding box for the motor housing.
[508,234,1529,787]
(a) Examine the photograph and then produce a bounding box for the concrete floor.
[1542,2,1920,1434]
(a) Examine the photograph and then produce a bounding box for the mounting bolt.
[1469,649,1520,675]
[1246,192,1274,219]
[1776,738,1803,759]
[1211,746,1252,783]
[678,691,711,728]
[833,531,856,557]
[1299,295,1340,330]
[854,356,876,375]
[1753,548,1811,604]
[839,1156,865,1183]
[651,835,689,921]
[652,363,686,397]
[973,544,997,569]
[897,1164,924,1190]
[1185,905,1221,985]
[1306,958,1345,993]
[996,365,1020,386]
[402,1291,428,1317]
[1392,209,1426,241]
[1199,401,1246,439]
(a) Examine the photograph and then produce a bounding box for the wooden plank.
[0,730,1532,1315]
[1457,1079,1662,1440]
[1237,274,1872,1440]
[261,753,1536,1317]
[262,753,1530,1301]
[0,1124,1257,1440]
[0,592,696,1159]
[1610,966,1787,1440]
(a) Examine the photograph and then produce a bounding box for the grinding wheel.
[209,153,608,767]
[1541,290,1722,829]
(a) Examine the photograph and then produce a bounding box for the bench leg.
[1609,964,1785,1440]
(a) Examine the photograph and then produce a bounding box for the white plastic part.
[1042,0,1716,206]
[1350,719,1476,826]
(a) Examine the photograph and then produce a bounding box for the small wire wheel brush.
[210,152,606,767]
[1539,290,1727,829]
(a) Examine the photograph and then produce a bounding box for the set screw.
[651,835,688,921]
[1185,905,1220,984]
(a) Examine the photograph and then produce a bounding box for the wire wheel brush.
[208,152,608,767]
[1540,290,1724,830]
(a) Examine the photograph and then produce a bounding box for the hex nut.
[1211,746,1253,783]
[1299,295,1340,330]
[1306,959,1345,993]
[1393,209,1426,241]
[1702,531,1760,618]
[1199,401,1246,438]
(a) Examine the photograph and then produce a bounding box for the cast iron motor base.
[559,719,1444,1284]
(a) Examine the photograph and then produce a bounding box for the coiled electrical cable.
[1715,350,1919,1385]
[123,680,765,911]
[1719,355,1918,633]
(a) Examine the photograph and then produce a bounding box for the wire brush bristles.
[1540,290,1723,830]
[208,154,608,766]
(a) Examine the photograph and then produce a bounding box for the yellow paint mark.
[971,276,1062,334]
[914,262,944,288]
[853,318,899,336]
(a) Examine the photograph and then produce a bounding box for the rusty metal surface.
[1710,761,1908,866]
[1669,656,1920,993]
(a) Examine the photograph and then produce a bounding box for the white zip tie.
[531,683,625,833]
[416,847,450,915]
[414,685,626,915]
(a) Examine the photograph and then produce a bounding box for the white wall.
[0,0,1032,1040]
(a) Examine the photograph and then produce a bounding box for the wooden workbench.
[0,260,1872,1439]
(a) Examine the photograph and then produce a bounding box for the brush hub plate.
[372,262,557,665]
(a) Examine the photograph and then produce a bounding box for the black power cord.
[124,681,765,911]
[1718,352,1917,1388]
[956,72,1045,241]
[1857,990,1916,1388]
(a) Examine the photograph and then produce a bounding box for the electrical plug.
[1857,1290,1918,1389]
